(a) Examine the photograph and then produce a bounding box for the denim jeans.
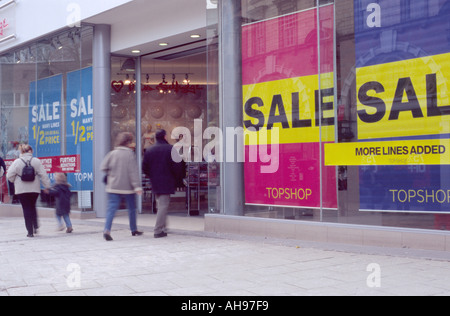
[104,193,138,233]
[56,214,72,229]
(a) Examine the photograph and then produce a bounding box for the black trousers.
[17,193,39,235]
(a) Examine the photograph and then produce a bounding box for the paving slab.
[0,216,450,296]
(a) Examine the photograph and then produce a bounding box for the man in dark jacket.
[142,129,184,238]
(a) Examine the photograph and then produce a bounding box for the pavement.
[1,213,450,297]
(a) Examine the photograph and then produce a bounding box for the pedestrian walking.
[48,173,73,233]
[101,132,143,241]
[142,129,184,238]
[0,155,6,177]
[0,156,5,202]
[6,144,51,238]
[7,142,20,204]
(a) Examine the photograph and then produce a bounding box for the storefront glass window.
[242,0,336,219]
[0,26,94,210]
[111,52,209,215]
[239,0,450,231]
[110,56,137,147]
[332,0,450,230]
[140,54,209,214]
[206,3,220,214]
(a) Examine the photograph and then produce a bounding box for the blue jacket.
[48,183,71,216]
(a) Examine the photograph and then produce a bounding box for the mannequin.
[143,124,155,150]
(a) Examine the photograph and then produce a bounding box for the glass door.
[140,53,210,215]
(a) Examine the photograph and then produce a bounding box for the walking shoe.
[103,233,113,241]
[66,227,73,234]
[132,231,143,236]
[154,232,167,238]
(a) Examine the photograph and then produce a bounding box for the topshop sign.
[0,0,15,44]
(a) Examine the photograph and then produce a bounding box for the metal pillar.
[135,56,143,213]
[220,1,244,216]
[93,24,111,218]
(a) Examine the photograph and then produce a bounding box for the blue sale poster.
[29,74,63,158]
[66,67,93,191]
[355,0,450,213]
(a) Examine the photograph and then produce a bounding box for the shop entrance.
[110,50,217,216]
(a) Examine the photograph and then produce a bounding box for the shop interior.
[110,48,218,216]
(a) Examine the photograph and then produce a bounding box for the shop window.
[239,0,450,231]
[0,26,94,210]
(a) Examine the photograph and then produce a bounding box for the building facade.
[1,0,450,248]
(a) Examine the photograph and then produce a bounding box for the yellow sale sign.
[325,139,450,166]
[356,53,450,140]
[243,73,335,145]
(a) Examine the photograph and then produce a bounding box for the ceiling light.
[131,49,141,54]
[159,42,169,47]
[190,34,201,39]
[52,37,63,50]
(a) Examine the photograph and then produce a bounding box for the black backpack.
[20,158,36,182]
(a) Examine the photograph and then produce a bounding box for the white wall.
[86,0,208,55]
[0,0,208,55]
[0,0,133,53]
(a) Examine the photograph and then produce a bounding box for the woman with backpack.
[7,144,51,238]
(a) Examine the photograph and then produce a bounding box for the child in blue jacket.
[49,173,73,233]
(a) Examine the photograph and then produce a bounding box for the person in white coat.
[101,132,143,241]
[7,144,51,237]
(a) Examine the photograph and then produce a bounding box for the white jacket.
[7,153,51,195]
[101,146,142,194]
